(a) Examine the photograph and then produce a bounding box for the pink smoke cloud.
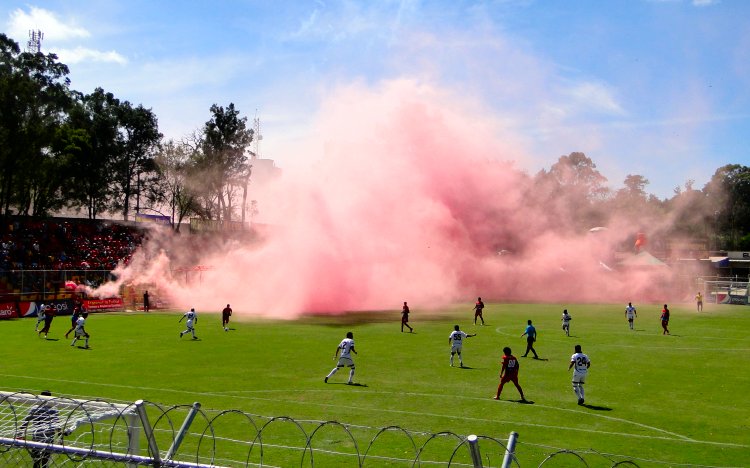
[94,79,674,317]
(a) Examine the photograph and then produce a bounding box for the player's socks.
[348,369,355,383]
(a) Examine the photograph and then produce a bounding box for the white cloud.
[692,0,719,6]
[6,6,89,42]
[56,47,127,65]
[563,81,626,116]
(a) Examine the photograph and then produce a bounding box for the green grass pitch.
[3,302,749,466]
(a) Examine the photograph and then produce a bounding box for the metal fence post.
[467,434,483,468]
[135,399,161,465]
[165,402,201,461]
[501,431,518,468]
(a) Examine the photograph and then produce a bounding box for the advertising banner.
[84,297,124,311]
[0,302,19,319]
[19,300,74,317]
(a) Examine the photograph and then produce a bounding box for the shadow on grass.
[582,403,612,411]
[327,382,368,387]
[45,338,60,341]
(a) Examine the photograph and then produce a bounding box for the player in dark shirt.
[473,297,485,325]
[494,347,526,401]
[401,302,413,332]
[660,304,670,335]
[222,304,232,331]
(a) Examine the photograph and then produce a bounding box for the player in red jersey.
[660,304,670,335]
[400,302,413,333]
[494,347,527,402]
[222,304,232,331]
[473,297,485,325]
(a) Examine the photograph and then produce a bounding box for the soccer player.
[34,303,46,332]
[473,297,485,325]
[325,331,357,384]
[568,344,591,405]
[179,308,199,339]
[65,302,83,339]
[494,347,527,402]
[448,325,476,367]
[660,304,670,335]
[143,290,150,312]
[561,309,572,337]
[625,302,637,330]
[521,320,539,359]
[695,292,703,312]
[401,301,413,333]
[222,304,232,331]
[70,312,90,349]
[38,305,55,339]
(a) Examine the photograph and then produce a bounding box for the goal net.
[0,391,144,467]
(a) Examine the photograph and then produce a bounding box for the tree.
[110,101,162,220]
[153,139,200,230]
[64,88,121,219]
[704,164,750,249]
[533,152,609,231]
[195,103,254,222]
[0,34,72,216]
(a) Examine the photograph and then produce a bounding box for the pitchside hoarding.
[0,298,124,319]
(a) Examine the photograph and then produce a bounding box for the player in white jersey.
[625,302,637,330]
[568,344,591,405]
[561,309,572,336]
[35,303,46,332]
[448,325,476,367]
[179,308,198,339]
[70,313,90,348]
[325,332,357,384]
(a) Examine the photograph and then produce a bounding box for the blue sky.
[2,0,748,199]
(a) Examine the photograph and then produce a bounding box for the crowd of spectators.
[0,218,144,272]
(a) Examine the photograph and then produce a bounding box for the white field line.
[492,326,750,350]
[1,375,747,449]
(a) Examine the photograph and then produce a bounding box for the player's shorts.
[186,320,194,329]
[562,323,569,329]
[572,371,587,384]
[74,329,88,338]
[451,345,463,354]
[401,316,409,323]
[222,313,230,320]
[627,317,634,322]
[474,311,483,317]
[500,373,519,384]
[336,356,354,368]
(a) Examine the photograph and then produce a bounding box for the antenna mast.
[253,112,262,160]
[27,29,44,53]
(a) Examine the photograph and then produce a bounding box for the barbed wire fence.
[0,390,687,467]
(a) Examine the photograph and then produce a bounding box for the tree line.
[1,33,748,249]
[0,33,254,228]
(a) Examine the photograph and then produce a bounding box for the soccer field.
[3,302,749,467]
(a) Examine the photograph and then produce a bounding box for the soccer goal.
[0,391,215,467]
